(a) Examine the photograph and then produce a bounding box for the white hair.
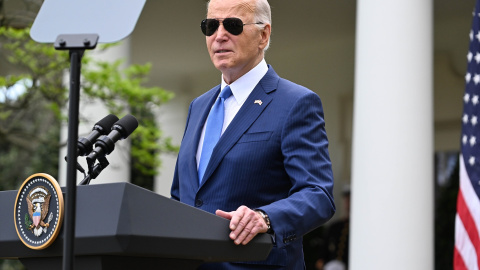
[254,0,272,51]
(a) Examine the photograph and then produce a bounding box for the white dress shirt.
[196,59,269,168]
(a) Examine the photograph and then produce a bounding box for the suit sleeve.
[258,91,335,247]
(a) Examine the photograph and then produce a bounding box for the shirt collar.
[220,59,268,105]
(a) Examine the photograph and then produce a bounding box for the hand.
[216,205,269,245]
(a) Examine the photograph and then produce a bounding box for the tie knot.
[220,86,232,100]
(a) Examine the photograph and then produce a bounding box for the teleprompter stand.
[54,33,98,270]
[30,1,146,269]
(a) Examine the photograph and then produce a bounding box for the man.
[171,0,335,269]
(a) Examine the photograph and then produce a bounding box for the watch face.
[14,173,64,250]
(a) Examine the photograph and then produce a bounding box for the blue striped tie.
[198,86,232,184]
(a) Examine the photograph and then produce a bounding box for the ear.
[259,23,271,50]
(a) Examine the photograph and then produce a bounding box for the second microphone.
[86,114,139,162]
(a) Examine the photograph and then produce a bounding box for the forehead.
[207,0,256,19]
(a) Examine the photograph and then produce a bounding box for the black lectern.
[0,183,272,270]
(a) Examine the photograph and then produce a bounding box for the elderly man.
[171,0,336,269]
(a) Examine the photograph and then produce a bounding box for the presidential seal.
[14,173,64,250]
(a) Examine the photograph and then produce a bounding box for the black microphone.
[77,114,119,156]
[86,114,139,162]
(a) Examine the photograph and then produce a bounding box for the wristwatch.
[255,210,272,233]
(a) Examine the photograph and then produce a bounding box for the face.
[206,0,271,84]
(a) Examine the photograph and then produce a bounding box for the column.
[350,1,433,269]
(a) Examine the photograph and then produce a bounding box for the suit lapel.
[200,67,280,187]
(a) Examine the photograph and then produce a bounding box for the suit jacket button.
[195,199,203,207]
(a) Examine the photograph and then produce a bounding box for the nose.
[214,23,229,40]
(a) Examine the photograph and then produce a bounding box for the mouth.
[215,49,233,54]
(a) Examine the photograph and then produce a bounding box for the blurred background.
[0,0,473,269]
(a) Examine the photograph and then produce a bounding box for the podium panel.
[20,256,203,270]
[0,182,272,269]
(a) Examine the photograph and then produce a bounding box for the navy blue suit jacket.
[171,66,335,269]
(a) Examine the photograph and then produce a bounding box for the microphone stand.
[79,156,110,185]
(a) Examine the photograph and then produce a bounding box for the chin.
[213,61,233,72]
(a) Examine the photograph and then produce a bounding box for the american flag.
[455,1,480,269]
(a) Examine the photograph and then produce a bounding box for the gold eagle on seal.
[26,186,53,237]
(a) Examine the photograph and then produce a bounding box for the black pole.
[63,49,84,270]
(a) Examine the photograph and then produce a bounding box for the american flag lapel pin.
[254,100,263,105]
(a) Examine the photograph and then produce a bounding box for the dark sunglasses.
[201,18,264,36]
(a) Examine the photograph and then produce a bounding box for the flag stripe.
[460,156,480,236]
[456,244,471,270]
[456,213,479,270]
[457,188,480,268]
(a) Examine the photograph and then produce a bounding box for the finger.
[238,211,269,245]
[240,227,260,245]
[243,211,268,245]
[215,209,233,220]
[236,218,259,245]
[232,210,258,245]
[229,206,248,231]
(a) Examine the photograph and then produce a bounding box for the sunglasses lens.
[223,18,243,35]
[201,18,245,36]
[201,19,219,36]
